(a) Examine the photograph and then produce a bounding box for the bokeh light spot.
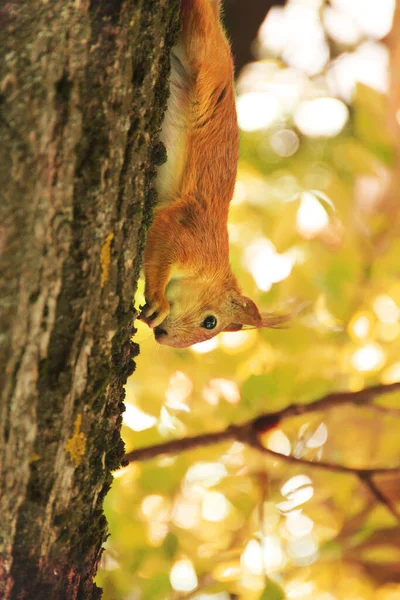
[170,559,198,592]
[270,129,300,157]
[373,295,399,325]
[123,404,157,432]
[237,92,281,131]
[351,342,385,372]
[296,191,329,237]
[267,429,291,456]
[202,491,230,522]
[294,98,349,137]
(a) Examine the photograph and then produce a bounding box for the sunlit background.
[98,1,400,598]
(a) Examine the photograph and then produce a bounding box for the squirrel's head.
[152,276,283,348]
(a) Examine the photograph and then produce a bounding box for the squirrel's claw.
[139,298,170,328]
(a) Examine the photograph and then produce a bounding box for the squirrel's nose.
[154,326,167,339]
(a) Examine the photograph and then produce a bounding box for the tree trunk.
[0,1,179,598]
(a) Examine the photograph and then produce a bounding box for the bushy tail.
[179,0,230,72]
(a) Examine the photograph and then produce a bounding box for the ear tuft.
[259,299,310,329]
[261,313,290,329]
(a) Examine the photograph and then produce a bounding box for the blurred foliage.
[98,1,400,598]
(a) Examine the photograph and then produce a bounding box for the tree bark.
[0,1,179,598]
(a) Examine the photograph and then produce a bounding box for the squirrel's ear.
[231,295,262,327]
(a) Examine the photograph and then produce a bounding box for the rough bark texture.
[0,1,179,598]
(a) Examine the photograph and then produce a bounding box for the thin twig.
[253,381,400,430]
[360,404,400,417]
[246,436,400,476]
[359,474,400,521]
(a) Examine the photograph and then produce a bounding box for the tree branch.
[123,382,400,521]
[123,425,244,463]
[124,382,400,464]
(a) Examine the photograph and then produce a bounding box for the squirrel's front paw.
[139,297,170,328]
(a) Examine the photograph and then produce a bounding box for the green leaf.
[332,138,376,176]
[142,573,171,600]
[162,531,179,559]
[258,579,286,600]
[139,464,182,494]
[353,83,393,163]
[241,366,298,413]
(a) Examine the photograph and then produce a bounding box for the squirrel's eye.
[201,315,217,330]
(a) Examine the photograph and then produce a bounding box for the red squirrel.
[140,0,282,348]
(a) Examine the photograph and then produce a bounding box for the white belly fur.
[155,44,190,209]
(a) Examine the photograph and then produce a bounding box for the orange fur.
[140,0,277,348]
